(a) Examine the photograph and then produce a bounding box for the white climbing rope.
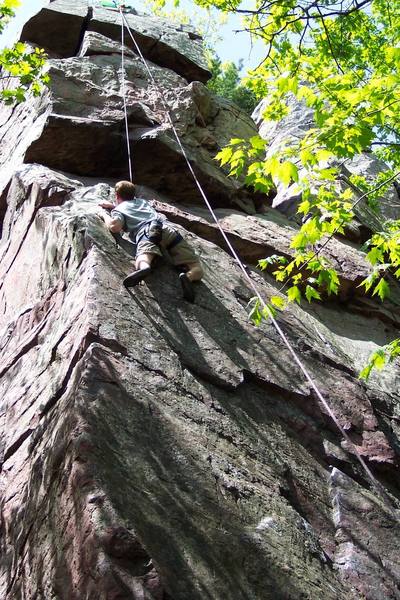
[117,6,399,518]
[120,15,133,181]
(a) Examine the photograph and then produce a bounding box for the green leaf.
[275,161,299,185]
[247,161,264,175]
[360,339,400,380]
[259,254,288,268]
[273,268,286,282]
[366,247,384,265]
[299,149,315,166]
[298,199,310,214]
[287,285,302,304]
[248,298,262,326]
[315,149,334,163]
[262,304,276,319]
[372,278,390,301]
[290,231,308,250]
[270,295,286,310]
[216,147,232,166]
[249,135,266,150]
[359,362,373,381]
[305,285,321,303]
[317,268,340,295]
[316,168,337,181]
[264,156,280,177]
[359,271,379,293]
[359,349,386,380]
[5,0,20,7]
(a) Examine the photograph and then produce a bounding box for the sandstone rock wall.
[0,2,400,599]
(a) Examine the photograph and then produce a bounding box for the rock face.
[1,3,400,600]
[4,3,259,210]
[21,0,210,82]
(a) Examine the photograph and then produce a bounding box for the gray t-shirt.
[111,198,158,239]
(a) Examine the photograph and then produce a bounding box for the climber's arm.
[103,212,124,233]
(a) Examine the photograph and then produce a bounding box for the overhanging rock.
[1,31,258,206]
[20,0,211,83]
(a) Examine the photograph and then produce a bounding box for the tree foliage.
[148,0,400,378]
[207,54,258,113]
[0,0,48,104]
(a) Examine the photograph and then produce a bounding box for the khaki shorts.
[136,221,199,266]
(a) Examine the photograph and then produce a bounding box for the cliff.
[0,2,399,599]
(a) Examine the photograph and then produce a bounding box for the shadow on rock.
[125,262,297,394]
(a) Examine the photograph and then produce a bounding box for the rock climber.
[99,180,204,302]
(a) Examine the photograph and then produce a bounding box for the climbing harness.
[135,219,183,259]
[137,218,164,246]
[116,7,399,519]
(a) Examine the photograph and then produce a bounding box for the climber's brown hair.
[115,180,136,200]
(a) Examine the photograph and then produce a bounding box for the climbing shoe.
[179,272,195,303]
[123,267,151,288]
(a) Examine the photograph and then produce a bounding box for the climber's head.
[115,180,136,203]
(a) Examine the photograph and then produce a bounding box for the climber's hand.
[99,201,115,210]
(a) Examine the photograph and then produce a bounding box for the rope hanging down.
[117,7,399,519]
[120,19,133,181]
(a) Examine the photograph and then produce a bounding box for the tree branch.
[316,4,344,74]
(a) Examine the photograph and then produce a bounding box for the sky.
[0,0,265,70]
